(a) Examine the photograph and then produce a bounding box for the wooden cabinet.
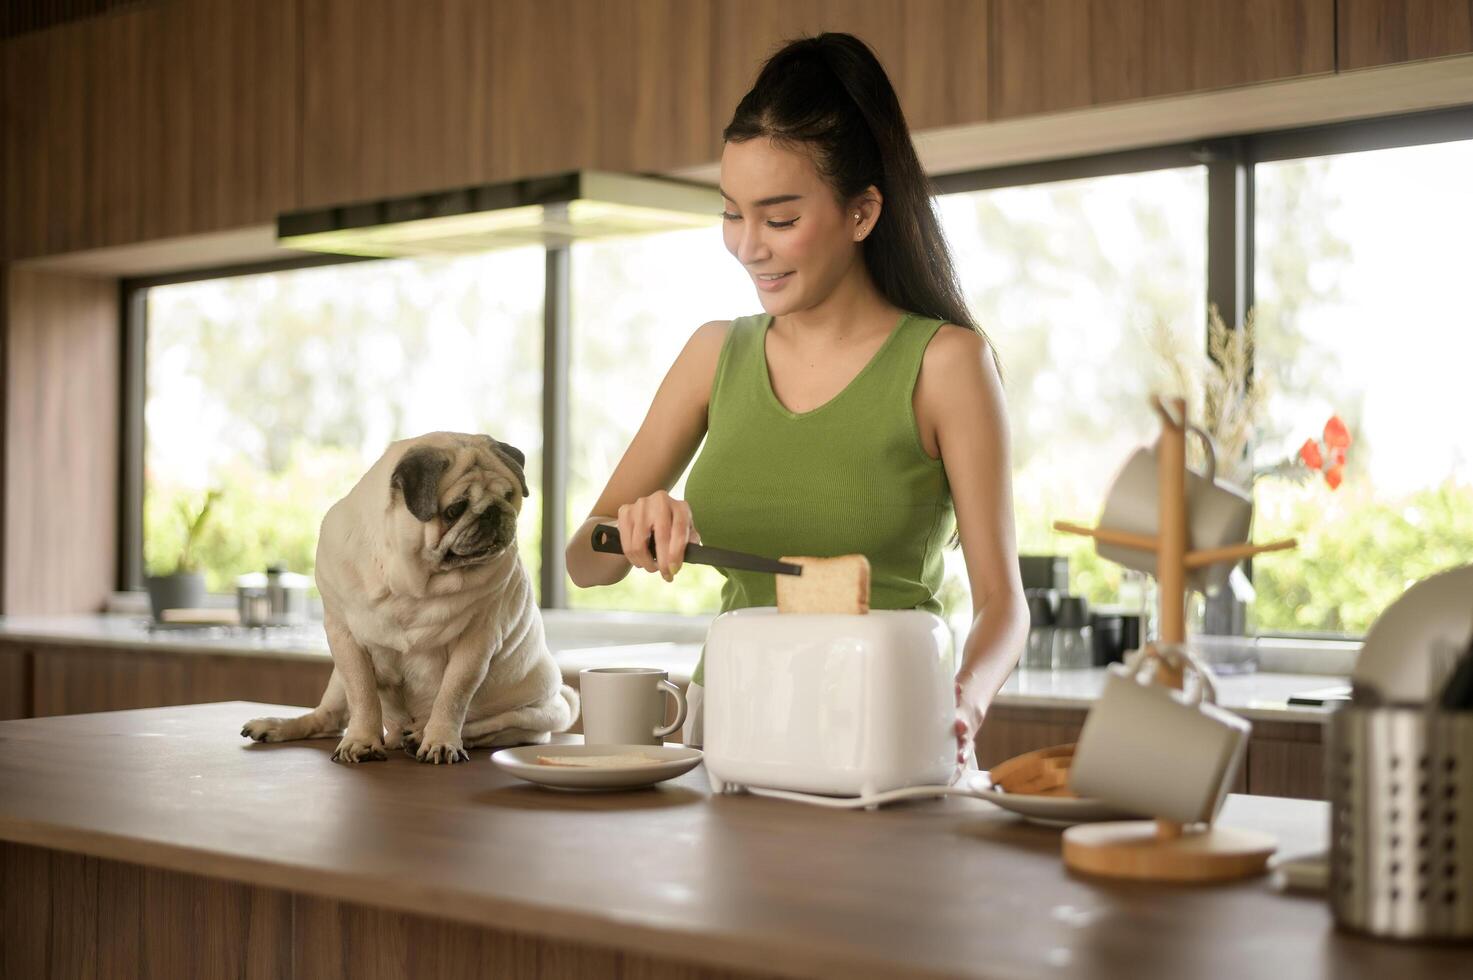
[977,702,1326,799]
[7,642,332,718]
[1337,0,1473,69]
[1,0,299,260]
[300,0,720,208]
[300,0,492,207]
[0,645,29,720]
[298,0,989,209]
[138,0,299,244]
[1244,720,1327,800]
[3,0,1466,260]
[710,0,989,145]
[990,0,1336,118]
[1,23,90,257]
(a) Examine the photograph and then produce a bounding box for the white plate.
[491,743,703,791]
[968,772,1146,827]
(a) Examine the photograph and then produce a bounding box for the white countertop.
[997,665,1340,723]
[0,613,1340,723]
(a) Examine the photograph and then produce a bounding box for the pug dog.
[241,432,579,764]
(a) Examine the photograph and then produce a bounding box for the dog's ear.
[485,437,531,498]
[391,447,451,522]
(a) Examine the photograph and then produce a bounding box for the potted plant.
[145,489,221,621]
[1146,307,1352,637]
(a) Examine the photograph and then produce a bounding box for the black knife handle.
[590,523,647,556]
[589,523,802,576]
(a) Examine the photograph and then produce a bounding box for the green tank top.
[684,310,955,685]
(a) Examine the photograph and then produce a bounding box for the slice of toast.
[776,554,871,614]
[536,753,665,768]
[999,761,1071,795]
[989,743,1077,795]
[987,743,1075,787]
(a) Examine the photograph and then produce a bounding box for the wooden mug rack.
[1051,396,1296,882]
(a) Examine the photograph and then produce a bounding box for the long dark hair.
[726,33,993,549]
[724,32,987,350]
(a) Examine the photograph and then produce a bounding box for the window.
[131,110,1473,643]
[1251,137,1473,635]
[565,228,753,614]
[141,249,545,596]
[936,166,1208,625]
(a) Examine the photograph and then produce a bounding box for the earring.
[854,213,861,220]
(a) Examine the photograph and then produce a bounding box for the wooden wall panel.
[990,0,1336,118]
[26,644,333,716]
[1338,0,1473,69]
[3,269,118,615]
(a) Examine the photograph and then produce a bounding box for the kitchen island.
[1,701,1459,979]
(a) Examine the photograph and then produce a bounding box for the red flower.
[1298,438,1323,471]
[1325,464,1344,490]
[1330,445,1347,467]
[1324,415,1351,450]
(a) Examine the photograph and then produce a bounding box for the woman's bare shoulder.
[914,324,1003,454]
[920,323,996,383]
[670,319,735,393]
[689,316,736,347]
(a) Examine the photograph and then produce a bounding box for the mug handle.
[652,679,688,739]
[1128,643,1219,706]
[1184,421,1218,484]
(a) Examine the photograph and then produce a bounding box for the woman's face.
[719,137,866,316]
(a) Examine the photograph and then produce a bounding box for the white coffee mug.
[1069,644,1250,824]
[1097,425,1253,593]
[580,667,688,746]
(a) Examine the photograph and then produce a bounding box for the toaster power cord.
[737,772,994,809]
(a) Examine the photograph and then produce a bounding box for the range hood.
[277,170,721,258]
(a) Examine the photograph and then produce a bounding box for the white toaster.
[702,607,956,798]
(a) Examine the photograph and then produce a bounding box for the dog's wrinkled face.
[390,434,530,570]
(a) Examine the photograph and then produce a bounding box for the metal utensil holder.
[1329,706,1473,940]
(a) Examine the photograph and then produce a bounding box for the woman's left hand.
[951,681,987,784]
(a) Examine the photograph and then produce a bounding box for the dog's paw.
[242,717,292,742]
[383,726,404,751]
[331,735,388,764]
[414,727,469,765]
[400,723,426,753]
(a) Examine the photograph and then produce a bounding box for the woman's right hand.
[616,491,701,582]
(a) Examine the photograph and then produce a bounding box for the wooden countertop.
[0,702,1456,979]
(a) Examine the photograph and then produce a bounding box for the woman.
[565,33,1026,777]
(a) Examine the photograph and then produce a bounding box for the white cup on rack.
[1069,645,1250,824]
[1096,425,1253,594]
